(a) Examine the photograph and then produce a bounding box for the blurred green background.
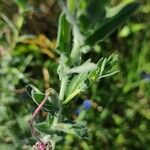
[0,0,150,149]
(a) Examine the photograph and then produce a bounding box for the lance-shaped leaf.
[66,59,97,74]
[86,2,140,45]
[89,54,119,81]
[78,0,107,35]
[56,11,71,55]
[55,121,88,138]
[63,73,88,104]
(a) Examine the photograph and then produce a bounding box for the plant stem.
[52,76,68,127]
[30,90,51,142]
[59,76,68,101]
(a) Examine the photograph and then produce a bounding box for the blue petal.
[83,100,91,110]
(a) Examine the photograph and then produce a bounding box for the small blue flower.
[75,99,92,115]
[83,99,91,110]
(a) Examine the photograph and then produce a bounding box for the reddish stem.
[30,90,50,143]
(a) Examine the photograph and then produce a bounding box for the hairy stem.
[52,76,68,127]
[59,76,68,101]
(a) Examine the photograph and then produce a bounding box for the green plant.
[0,1,33,149]
[26,0,140,149]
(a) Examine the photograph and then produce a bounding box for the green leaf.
[35,120,88,138]
[86,0,107,29]
[89,54,119,81]
[36,122,66,136]
[66,59,97,74]
[99,70,119,79]
[78,0,107,34]
[56,11,71,55]
[86,2,140,45]
[71,123,88,138]
[35,122,53,134]
[88,57,104,81]
[26,83,42,96]
[55,121,88,138]
[26,84,59,114]
[63,73,88,104]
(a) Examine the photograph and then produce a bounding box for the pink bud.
[34,142,46,150]
[38,142,46,150]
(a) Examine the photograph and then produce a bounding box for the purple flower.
[75,99,92,115]
[83,100,91,110]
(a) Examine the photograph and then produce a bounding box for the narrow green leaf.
[99,58,107,76]
[26,84,42,96]
[86,0,106,29]
[89,54,119,81]
[66,59,97,74]
[78,0,107,34]
[56,11,71,55]
[86,2,140,45]
[63,89,81,104]
[55,121,88,138]
[98,70,119,79]
[64,73,88,104]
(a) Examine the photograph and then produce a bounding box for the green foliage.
[56,11,71,55]
[35,120,88,139]
[1,0,150,150]
[89,54,119,81]
[64,73,88,104]
[26,84,59,114]
[85,1,140,45]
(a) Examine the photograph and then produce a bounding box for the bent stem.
[29,89,51,143]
